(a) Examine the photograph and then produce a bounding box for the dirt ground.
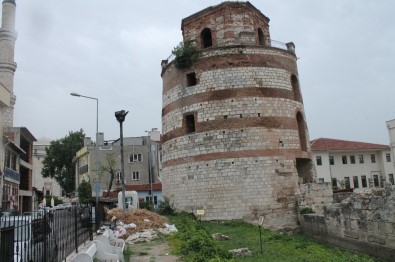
[127,239,180,262]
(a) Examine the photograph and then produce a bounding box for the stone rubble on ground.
[229,247,252,257]
[212,233,231,241]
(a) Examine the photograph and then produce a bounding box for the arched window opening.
[201,28,212,49]
[297,112,307,151]
[258,28,265,45]
[291,75,301,102]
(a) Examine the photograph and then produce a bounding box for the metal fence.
[0,203,97,262]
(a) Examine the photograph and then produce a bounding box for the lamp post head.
[115,110,129,123]
[70,92,81,97]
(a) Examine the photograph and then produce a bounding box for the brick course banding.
[161,2,315,230]
[162,116,297,143]
[162,87,298,117]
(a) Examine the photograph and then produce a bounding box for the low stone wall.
[300,186,395,261]
[297,183,333,215]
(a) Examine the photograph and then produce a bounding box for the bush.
[172,41,200,69]
[299,207,315,214]
[139,201,153,211]
[158,196,175,215]
[168,212,233,262]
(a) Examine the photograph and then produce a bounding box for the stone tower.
[161,2,314,230]
[0,0,17,128]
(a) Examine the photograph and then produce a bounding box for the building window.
[361,175,367,188]
[344,177,350,189]
[129,154,142,163]
[350,155,355,164]
[386,153,391,162]
[373,175,379,187]
[4,150,10,169]
[132,171,140,180]
[318,178,324,183]
[353,176,359,188]
[185,114,195,133]
[389,174,394,185]
[116,171,122,183]
[331,178,337,190]
[370,154,376,163]
[257,27,265,45]
[316,156,322,166]
[145,196,158,205]
[11,153,17,170]
[329,156,334,165]
[342,156,347,164]
[358,155,364,164]
[201,28,212,48]
[186,72,197,87]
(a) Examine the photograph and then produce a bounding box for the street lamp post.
[115,110,128,212]
[70,92,99,226]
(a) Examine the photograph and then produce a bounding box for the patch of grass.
[299,207,315,214]
[167,213,382,262]
[123,245,133,261]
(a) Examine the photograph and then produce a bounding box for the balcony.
[4,167,20,182]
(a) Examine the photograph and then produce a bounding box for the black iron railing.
[0,203,100,262]
[164,39,290,65]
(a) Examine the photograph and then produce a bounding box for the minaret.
[0,0,17,128]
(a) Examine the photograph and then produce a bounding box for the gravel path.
[127,240,180,262]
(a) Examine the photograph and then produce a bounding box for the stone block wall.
[300,186,395,261]
[297,183,333,215]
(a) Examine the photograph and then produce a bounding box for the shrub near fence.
[0,203,95,262]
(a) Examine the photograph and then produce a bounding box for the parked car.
[0,215,58,262]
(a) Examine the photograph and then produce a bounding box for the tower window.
[291,75,302,102]
[258,27,265,45]
[296,112,307,151]
[201,28,212,48]
[185,114,195,133]
[186,72,197,87]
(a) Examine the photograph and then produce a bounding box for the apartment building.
[311,138,394,191]
[74,128,162,206]
[2,127,36,213]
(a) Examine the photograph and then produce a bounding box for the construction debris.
[103,208,175,241]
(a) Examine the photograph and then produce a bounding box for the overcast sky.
[5,1,395,144]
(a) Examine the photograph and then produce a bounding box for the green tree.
[42,130,85,194]
[98,153,119,197]
[77,180,92,203]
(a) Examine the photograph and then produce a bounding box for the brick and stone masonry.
[161,2,315,230]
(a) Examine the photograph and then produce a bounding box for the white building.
[32,139,62,209]
[311,138,395,191]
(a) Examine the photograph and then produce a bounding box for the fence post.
[74,207,79,253]
[90,204,93,241]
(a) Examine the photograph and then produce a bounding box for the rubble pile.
[103,208,170,238]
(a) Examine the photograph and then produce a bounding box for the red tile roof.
[311,138,389,151]
[125,183,162,191]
